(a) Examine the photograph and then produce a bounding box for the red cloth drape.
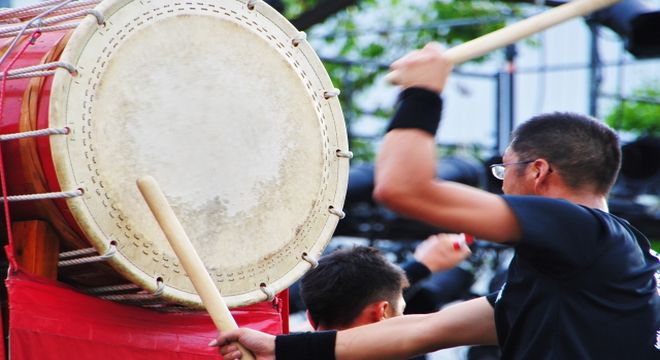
[7,272,287,360]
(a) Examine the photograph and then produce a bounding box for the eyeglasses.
[489,160,534,180]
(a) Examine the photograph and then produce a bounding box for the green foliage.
[652,240,660,253]
[606,83,660,136]
[281,0,322,18]
[280,0,524,161]
[349,137,377,163]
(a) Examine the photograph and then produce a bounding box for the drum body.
[0,0,349,308]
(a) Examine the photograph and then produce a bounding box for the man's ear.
[360,301,391,323]
[532,159,553,194]
[376,300,391,320]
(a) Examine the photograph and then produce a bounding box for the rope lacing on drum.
[2,189,83,202]
[323,88,341,99]
[335,149,353,159]
[0,12,103,38]
[140,304,199,313]
[85,9,104,25]
[0,0,101,23]
[301,252,319,268]
[58,243,117,267]
[259,283,275,301]
[0,127,69,141]
[0,0,74,19]
[84,283,142,295]
[59,246,97,259]
[82,280,173,306]
[0,23,80,39]
[0,0,73,68]
[0,28,46,272]
[328,205,346,219]
[98,278,165,302]
[0,0,62,16]
[0,62,77,79]
[0,126,79,202]
[0,8,102,35]
[291,31,306,47]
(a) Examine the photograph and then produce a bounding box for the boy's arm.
[336,297,497,360]
[215,297,497,360]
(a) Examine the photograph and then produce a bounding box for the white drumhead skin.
[49,0,348,307]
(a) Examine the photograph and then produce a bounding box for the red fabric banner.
[7,272,287,360]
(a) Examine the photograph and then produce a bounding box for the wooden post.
[12,220,60,280]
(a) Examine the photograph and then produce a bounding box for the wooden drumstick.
[136,175,256,360]
[386,0,620,83]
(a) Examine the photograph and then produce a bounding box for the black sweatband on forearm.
[386,87,443,136]
[275,330,336,360]
[402,260,432,287]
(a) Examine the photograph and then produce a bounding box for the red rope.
[0,31,41,272]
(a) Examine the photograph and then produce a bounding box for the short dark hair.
[510,112,621,195]
[300,246,409,329]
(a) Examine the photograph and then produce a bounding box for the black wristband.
[386,87,443,136]
[402,260,432,287]
[275,331,336,360]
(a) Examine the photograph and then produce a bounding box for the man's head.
[502,112,621,196]
[300,246,409,331]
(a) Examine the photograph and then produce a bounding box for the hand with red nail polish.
[414,233,472,272]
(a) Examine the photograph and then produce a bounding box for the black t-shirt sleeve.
[503,196,603,273]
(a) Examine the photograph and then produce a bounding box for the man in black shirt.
[214,43,660,360]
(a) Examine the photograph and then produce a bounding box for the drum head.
[49,0,348,307]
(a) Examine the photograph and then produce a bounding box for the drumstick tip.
[136,175,157,188]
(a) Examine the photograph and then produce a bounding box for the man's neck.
[317,324,346,332]
[544,187,609,211]
[317,320,364,332]
[569,195,608,211]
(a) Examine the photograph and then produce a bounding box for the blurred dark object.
[404,267,474,314]
[620,136,660,180]
[288,280,304,315]
[404,240,512,314]
[483,155,504,195]
[505,0,660,58]
[265,0,284,13]
[335,156,486,241]
[590,0,660,58]
[609,136,660,237]
[290,0,359,30]
[467,346,502,360]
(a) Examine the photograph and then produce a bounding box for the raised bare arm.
[374,44,521,243]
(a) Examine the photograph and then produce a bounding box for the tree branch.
[291,0,361,30]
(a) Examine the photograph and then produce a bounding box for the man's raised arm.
[373,43,520,243]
